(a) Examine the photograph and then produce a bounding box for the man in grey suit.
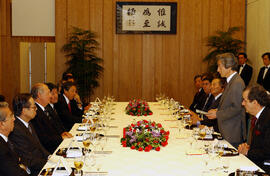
[207,53,246,148]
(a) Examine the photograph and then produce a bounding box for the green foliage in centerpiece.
[121,120,169,152]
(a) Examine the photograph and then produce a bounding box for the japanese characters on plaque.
[116,2,177,34]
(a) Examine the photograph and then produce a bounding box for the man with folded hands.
[9,93,50,176]
[189,75,205,111]
[238,85,270,173]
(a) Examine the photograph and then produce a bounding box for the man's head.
[62,72,75,83]
[238,52,247,65]
[13,93,37,122]
[262,52,270,67]
[0,102,15,136]
[46,83,58,104]
[193,75,202,90]
[62,81,77,101]
[242,85,270,116]
[202,76,213,95]
[31,83,51,107]
[210,78,226,97]
[217,53,238,78]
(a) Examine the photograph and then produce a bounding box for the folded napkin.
[75,133,91,141]
[66,148,83,158]
[77,125,90,131]
[240,166,258,172]
[52,169,70,176]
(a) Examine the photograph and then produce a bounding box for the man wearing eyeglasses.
[9,93,50,176]
[0,102,28,176]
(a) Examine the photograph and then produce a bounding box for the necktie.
[202,95,210,110]
[44,109,51,120]
[248,116,257,144]
[239,65,244,75]
[28,124,32,134]
[68,102,72,112]
[263,66,268,79]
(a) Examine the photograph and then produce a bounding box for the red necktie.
[68,103,72,113]
[251,116,257,129]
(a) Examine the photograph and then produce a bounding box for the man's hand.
[238,143,250,155]
[206,109,217,119]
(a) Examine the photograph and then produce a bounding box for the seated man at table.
[55,81,83,131]
[191,77,226,132]
[31,83,64,154]
[45,83,73,139]
[238,85,270,173]
[189,74,205,111]
[0,102,29,176]
[193,75,214,112]
[9,93,50,176]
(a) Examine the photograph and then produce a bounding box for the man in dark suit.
[196,76,214,111]
[257,52,270,92]
[238,85,270,173]
[30,83,65,154]
[191,77,226,132]
[55,81,83,131]
[0,102,28,176]
[189,75,206,111]
[9,93,50,176]
[237,52,253,86]
[45,83,73,138]
[207,53,246,148]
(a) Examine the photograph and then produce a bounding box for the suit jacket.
[216,73,246,145]
[238,64,253,86]
[189,88,206,112]
[9,117,49,176]
[30,104,63,154]
[257,66,270,91]
[0,137,28,176]
[247,106,270,169]
[55,94,83,131]
[197,93,215,112]
[201,95,221,132]
[46,104,66,135]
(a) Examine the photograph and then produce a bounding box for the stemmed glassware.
[74,156,84,176]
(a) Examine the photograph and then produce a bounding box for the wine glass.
[82,134,91,154]
[74,156,84,175]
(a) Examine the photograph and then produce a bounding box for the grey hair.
[0,102,9,121]
[31,83,46,99]
[216,53,238,71]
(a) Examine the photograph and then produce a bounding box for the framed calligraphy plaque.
[116,2,177,34]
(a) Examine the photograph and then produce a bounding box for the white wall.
[246,0,270,84]
[12,0,55,36]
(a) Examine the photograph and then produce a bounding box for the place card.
[104,135,120,138]
[83,171,108,176]
[93,151,112,154]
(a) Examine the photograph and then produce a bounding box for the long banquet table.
[42,102,263,176]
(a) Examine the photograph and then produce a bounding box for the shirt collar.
[63,94,70,104]
[255,106,265,119]
[49,103,54,109]
[215,93,222,100]
[241,63,246,67]
[35,102,45,111]
[0,133,8,143]
[226,72,237,83]
[16,116,29,128]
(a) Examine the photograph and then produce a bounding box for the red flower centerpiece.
[125,99,153,116]
[121,120,169,152]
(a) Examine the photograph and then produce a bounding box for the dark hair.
[245,85,270,106]
[262,52,270,60]
[62,72,74,81]
[194,75,202,81]
[202,75,213,83]
[238,52,247,59]
[61,81,76,94]
[45,82,57,92]
[12,93,32,117]
[213,77,227,89]
[216,53,238,71]
[0,95,5,102]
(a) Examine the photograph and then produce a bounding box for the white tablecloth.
[42,102,262,176]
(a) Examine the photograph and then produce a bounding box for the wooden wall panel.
[54,0,246,105]
[1,0,246,106]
